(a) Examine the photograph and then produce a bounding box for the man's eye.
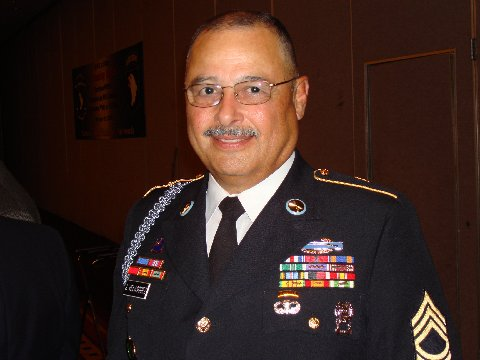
[247,86,261,94]
[199,86,217,96]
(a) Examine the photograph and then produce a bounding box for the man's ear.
[293,76,309,120]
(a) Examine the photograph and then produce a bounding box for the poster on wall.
[72,42,145,139]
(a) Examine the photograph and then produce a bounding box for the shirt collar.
[205,152,295,222]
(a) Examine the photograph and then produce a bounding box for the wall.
[0,0,354,242]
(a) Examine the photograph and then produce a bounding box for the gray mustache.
[203,127,259,137]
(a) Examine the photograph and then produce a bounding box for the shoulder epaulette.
[143,174,204,197]
[313,168,398,200]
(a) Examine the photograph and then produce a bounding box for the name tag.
[123,280,151,299]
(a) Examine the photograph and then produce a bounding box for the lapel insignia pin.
[274,290,301,315]
[302,238,343,254]
[180,201,194,216]
[411,291,451,359]
[151,237,165,253]
[286,199,306,215]
[335,301,354,335]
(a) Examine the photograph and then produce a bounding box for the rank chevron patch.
[411,291,451,360]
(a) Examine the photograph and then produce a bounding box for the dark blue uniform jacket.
[108,153,461,360]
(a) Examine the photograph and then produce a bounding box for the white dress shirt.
[205,152,295,255]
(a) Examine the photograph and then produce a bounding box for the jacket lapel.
[164,178,211,302]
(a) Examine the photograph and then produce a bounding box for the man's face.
[185,26,309,193]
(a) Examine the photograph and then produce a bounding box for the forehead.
[185,26,289,83]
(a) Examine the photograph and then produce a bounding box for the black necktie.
[209,196,244,284]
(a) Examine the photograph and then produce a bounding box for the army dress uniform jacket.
[107,154,461,359]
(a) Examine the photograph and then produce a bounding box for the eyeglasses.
[185,77,299,108]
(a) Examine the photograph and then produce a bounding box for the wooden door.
[352,1,478,357]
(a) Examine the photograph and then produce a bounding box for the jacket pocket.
[262,288,363,340]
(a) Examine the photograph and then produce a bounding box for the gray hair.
[186,10,298,76]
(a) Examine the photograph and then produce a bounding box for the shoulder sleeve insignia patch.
[313,169,398,200]
[143,174,204,197]
[411,291,451,360]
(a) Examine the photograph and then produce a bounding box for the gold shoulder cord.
[143,174,204,197]
[313,169,398,200]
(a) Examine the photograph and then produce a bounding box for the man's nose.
[214,87,242,126]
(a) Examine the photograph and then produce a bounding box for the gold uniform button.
[308,317,320,329]
[126,303,133,313]
[319,168,329,176]
[196,317,211,333]
[126,336,137,359]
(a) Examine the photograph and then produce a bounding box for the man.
[0,216,80,359]
[108,11,460,359]
[0,160,41,223]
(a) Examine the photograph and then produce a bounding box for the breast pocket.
[262,288,363,340]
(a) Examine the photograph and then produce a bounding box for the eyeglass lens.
[186,77,297,107]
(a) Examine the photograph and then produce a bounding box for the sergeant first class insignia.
[411,291,451,360]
